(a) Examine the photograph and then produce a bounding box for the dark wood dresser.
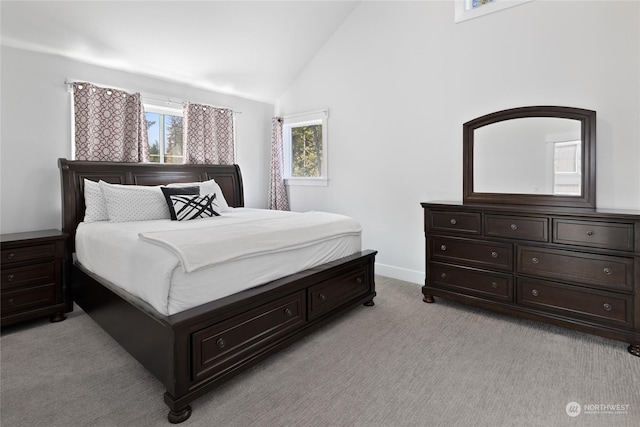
[422,202,640,356]
[1,229,68,327]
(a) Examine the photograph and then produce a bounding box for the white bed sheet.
[75,208,361,316]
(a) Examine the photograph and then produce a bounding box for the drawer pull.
[587,231,594,236]
[450,219,457,225]
[491,251,498,258]
[216,338,226,349]
[603,267,612,275]
[7,274,15,282]
[531,289,539,297]
[531,257,539,264]
[603,303,612,312]
[510,224,518,230]
[8,298,15,305]
[491,281,498,289]
[356,277,363,284]
[440,273,447,279]
[319,293,326,302]
[7,253,15,260]
[284,308,293,317]
[440,245,447,251]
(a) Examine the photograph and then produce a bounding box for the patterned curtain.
[183,103,235,164]
[268,117,289,211]
[73,82,149,162]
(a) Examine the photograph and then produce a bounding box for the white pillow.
[99,181,170,223]
[83,179,109,223]
[168,179,231,211]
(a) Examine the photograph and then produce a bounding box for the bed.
[58,159,377,423]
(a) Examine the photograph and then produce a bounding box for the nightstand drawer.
[431,237,513,271]
[1,284,57,314]
[1,243,57,265]
[485,215,549,242]
[1,262,56,290]
[431,211,481,234]
[553,219,634,251]
[518,278,632,327]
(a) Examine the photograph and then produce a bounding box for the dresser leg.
[423,295,435,303]
[168,405,192,424]
[628,343,640,357]
[363,299,375,306]
[50,313,66,323]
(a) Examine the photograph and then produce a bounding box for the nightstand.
[1,229,68,327]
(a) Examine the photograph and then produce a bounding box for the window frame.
[283,110,329,187]
[455,0,533,23]
[144,103,184,164]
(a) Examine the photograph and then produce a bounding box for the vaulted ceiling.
[1,1,360,103]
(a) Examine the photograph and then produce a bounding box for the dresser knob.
[603,268,612,275]
[531,289,539,297]
[450,219,457,225]
[531,257,539,264]
[510,224,518,230]
[603,303,612,311]
[587,231,594,236]
[216,338,226,348]
[440,273,447,279]
[491,251,498,258]
[8,298,15,305]
[319,293,326,301]
[491,281,498,289]
[284,308,293,317]
[7,253,15,260]
[440,245,447,251]
[356,277,363,284]
[7,274,15,282]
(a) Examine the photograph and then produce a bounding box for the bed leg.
[423,295,435,303]
[167,405,192,424]
[363,299,375,306]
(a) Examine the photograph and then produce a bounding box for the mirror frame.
[463,106,596,209]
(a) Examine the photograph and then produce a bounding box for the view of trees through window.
[291,124,323,177]
[145,112,183,163]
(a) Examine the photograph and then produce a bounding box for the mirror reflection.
[473,117,582,195]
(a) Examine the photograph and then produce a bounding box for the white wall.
[276,0,640,284]
[0,46,274,234]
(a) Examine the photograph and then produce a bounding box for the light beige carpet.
[1,276,638,426]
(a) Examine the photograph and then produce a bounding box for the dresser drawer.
[1,243,57,265]
[517,246,634,293]
[309,267,370,319]
[1,284,57,314]
[430,211,481,234]
[192,291,306,383]
[553,219,634,251]
[485,215,548,242]
[430,237,513,271]
[430,262,513,302]
[1,262,56,290]
[518,278,633,327]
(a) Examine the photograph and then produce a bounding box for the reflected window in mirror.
[554,140,581,195]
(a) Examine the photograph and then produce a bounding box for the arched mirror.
[463,106,596,209]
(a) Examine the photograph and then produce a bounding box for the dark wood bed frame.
[58,159,377,423]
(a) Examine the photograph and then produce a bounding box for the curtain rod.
[64,80,242,115]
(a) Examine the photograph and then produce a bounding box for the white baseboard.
[374,263,424,285]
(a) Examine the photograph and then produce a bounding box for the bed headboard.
[58,158,244,254]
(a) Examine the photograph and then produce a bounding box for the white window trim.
[283,109,329,187]
[143,103,184,164]
[455,0,533,23]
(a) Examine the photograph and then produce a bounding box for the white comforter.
[75,208,362,316]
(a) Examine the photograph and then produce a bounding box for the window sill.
[285,178,328,187]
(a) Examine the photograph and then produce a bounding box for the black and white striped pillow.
[170,193,221,221]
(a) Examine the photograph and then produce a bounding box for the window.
[553,140,581,195]
[144,105,184,164]
[283,110,328,186]
[455,0,532,23]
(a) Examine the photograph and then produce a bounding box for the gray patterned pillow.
[99,181,170,222]
[170,193,221,221]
